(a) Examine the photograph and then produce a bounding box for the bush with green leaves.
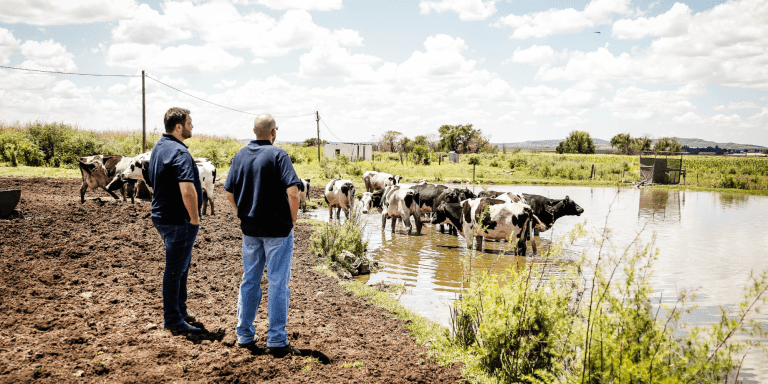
[310,208,368,265]
[0,129,44,166]
[450,225,768,383]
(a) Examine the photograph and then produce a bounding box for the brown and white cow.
[78,155,124,203]
[324,178,356,220]
[431,198,537,255]
[104,156,142,204]
[380,185,422,235]
[362,171,401,193]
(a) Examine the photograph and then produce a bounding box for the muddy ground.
[0,177,463,383]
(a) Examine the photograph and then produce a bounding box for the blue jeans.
[237,229,294,347]
[153,220,199,328]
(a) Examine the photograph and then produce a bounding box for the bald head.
[253,114,277,140]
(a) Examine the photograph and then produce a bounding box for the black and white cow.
[324,178,356,219]
[432,198,535,255]
[104,156,140,204]
[433,187,476,234]
[408,183,449,215]
[362,171,401,192]
[380,185,422,235]
[298,178,311,212]
[521,194,584,235]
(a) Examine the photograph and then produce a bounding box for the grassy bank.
[2,121,767,195]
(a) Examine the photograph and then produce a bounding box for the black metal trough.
[0,189,21,218]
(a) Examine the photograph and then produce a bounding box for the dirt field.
[0,177,462,383]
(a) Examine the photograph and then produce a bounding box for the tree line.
[558,130,682,154]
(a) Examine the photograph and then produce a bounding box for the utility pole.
[316,111,320,162]
[141,70,146,153]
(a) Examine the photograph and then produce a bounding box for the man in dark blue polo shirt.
[148,107,204,334]
[224,113,302,357]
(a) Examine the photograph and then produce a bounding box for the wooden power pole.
[141,70,146,153]
[316,111,321,162]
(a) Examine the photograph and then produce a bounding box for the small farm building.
[323,143,373,161]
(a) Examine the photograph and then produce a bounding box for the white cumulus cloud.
[601,83,705,120]
[0,28,20,65]
[612,2,692,39]
[494,0,631,39]
[106,43,244,73]
[420,0,498,21]
[714,102,760,111]
[0,0,138,25]
[112,4,193,44]
[20,39,77,72]
[255,0,343,11]
[510,45,556,65]
[298,43,381,78]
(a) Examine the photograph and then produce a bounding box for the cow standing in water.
[362,171,401,192]
[298,178,311,212]
[380,185,422,235]
[479,191,584,236]
[324,179,356,220]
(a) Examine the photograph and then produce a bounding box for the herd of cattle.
[77,155,583,256]
[324,171,584,256]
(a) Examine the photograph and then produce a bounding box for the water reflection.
[718,193,749,208]
[638,189,681,222]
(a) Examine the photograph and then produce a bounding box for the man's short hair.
[164,107,191,133]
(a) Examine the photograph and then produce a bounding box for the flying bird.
[594,31,601,34]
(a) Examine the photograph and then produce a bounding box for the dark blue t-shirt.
[148,134,203,225]
[224,140,301,237]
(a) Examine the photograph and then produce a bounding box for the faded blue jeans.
[153,220,199,328]
[237,229,294,347]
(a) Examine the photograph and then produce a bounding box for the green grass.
[0,164,81,178]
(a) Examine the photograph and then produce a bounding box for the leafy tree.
[654,137,682,152]
[556,131,595,154]
[438,124,483,153]
[635,135,652,152]
[468,155,481,181]
[399,136,413,153]
[303,138,328,147]
[413,135,429,148]
[412,145,429,163]
[381,131,402,152]
[610,133,633,154]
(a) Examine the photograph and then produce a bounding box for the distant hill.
[495,138,765,151]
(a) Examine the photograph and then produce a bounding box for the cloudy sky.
[1,0,767,146]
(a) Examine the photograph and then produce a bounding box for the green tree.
[610,133,633,154]
[556,131,595,154]
[654,137,682,152]
[303,138,328,147]
[438,124,482,153]
[413,135,429,148]
[381,131,402,152]
[412,144,429,164]
[468,155,481,181]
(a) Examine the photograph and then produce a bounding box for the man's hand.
[179,182,200,225]
[225,191,238,211]
[287,185,300,224]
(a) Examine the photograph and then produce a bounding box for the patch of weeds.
[341,361,365,369]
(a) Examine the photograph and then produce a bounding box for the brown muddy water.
[309,185,768,382]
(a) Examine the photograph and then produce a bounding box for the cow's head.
[359,192,373,214]
[460,188,476,200]
[431,202,450,225]
[554,196,584,217]
[392,175,401,185]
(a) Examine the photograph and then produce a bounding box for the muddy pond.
[309,185,768,381]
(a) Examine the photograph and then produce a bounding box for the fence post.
[590,164,595,179]
[316,111,320,162]
[622,170,625,182]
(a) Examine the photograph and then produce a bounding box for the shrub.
[0,129,44,166]
[310,208,368,263]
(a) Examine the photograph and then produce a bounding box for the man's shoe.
[237,340,257,349]
[165,322,203,335]
[183,312,196,323]
[265,344,301,357]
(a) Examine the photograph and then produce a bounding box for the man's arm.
[287,185,300,224]
[179,182,200,225]
[225,191,238,211]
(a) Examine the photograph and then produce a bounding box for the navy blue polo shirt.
[148,134,203,225]
[224,140,301,237]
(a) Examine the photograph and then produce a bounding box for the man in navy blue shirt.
[148,107,204,334]
[225,114,302,357]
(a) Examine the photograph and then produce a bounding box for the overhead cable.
[0,65,140,77]
[321,118,345,143]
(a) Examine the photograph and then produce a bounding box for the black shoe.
[237,340,258,350]
[165,322,203,335]
[265,344,301,357]
[183,312,196,323]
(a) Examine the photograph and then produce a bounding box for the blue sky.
[1,0,766,146]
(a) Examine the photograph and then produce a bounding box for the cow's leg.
[80,182,88,203]
[119,185,127,201]
[391,216,398,233]
[402,215,412,234]
[209,196,215,215]
[476,235,483,250]
[413,212,422,235]
[102,187,120,200]
[381,213,387,230]
[464,232,473,249]
[529,221,536,255]
[328,204,334,220]
[335,206,341,220]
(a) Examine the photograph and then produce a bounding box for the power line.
[320,118,345,143]
[0,65,139,77]
[2,64,316,118]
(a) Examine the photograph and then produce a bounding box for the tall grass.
[446,221,768,383]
